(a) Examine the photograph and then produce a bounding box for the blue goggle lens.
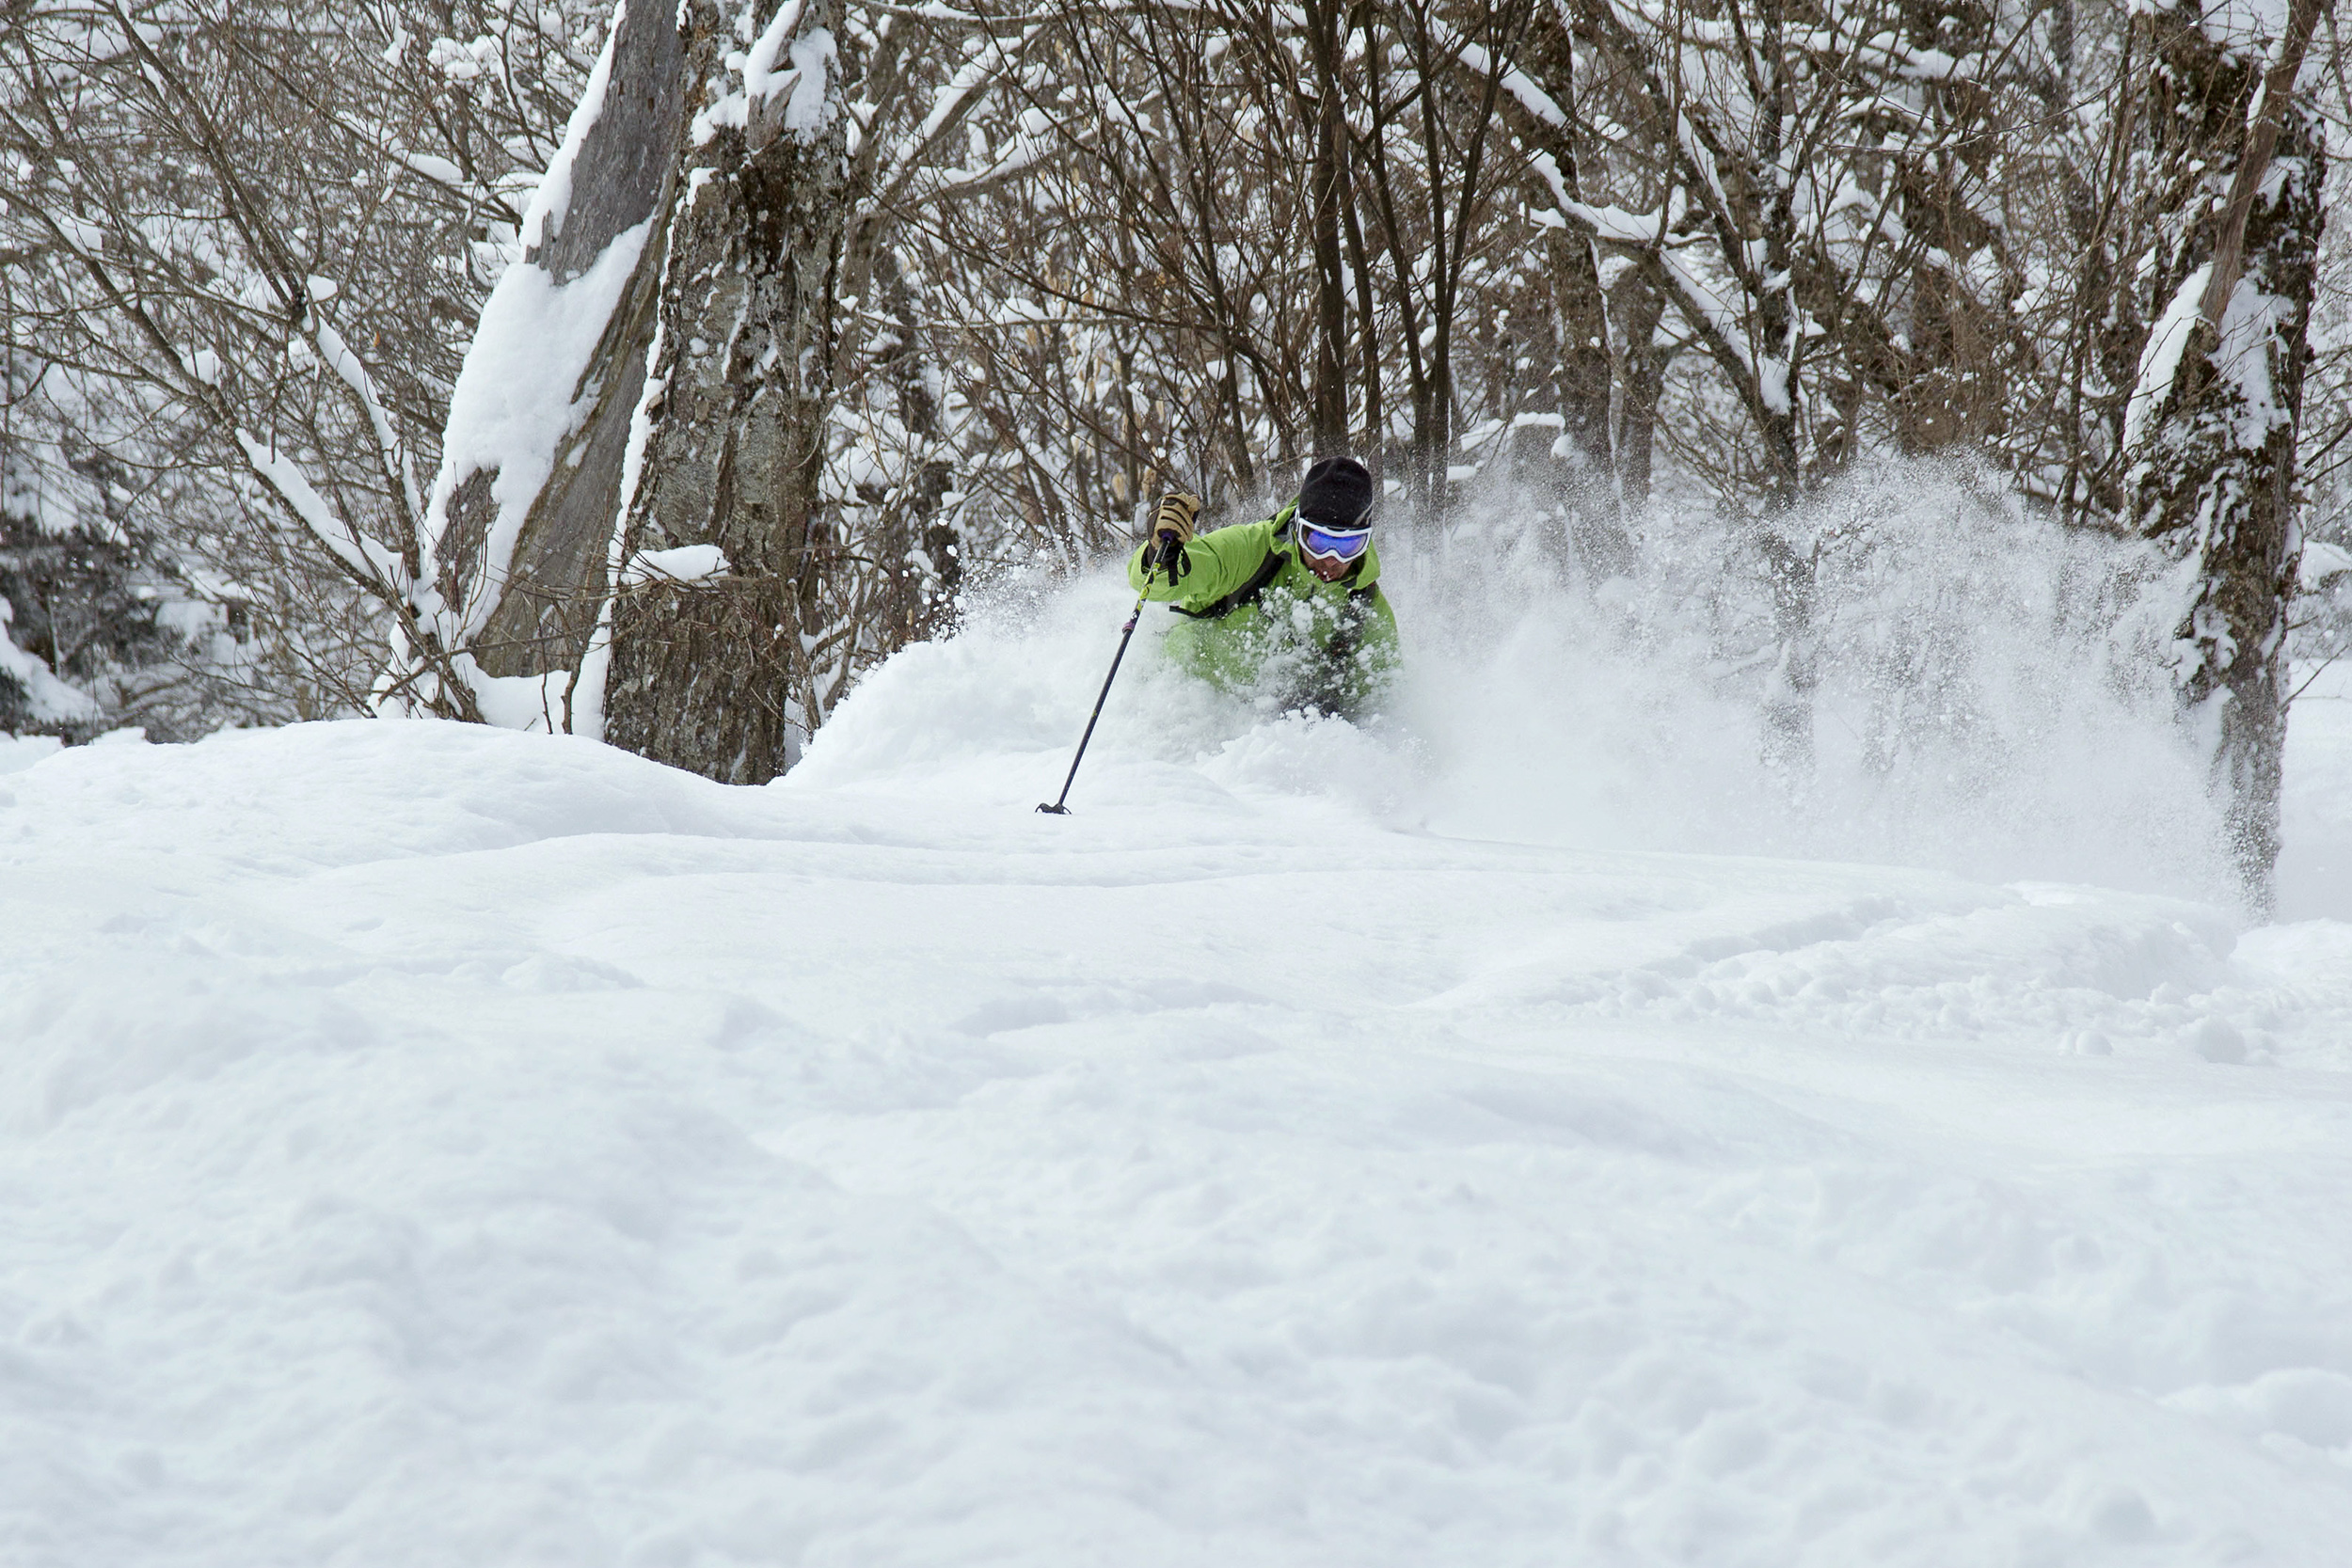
[1299,519,1371,561]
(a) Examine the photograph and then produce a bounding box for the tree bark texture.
[868,246,956,648]
[603,0,850,784]
[1748,0,1803,510]
[1508,4,1627,576]
[1304,0,1352,458]
[433,4,687,681]
[1886,0,2006,459]
[1609,267,1669,511]
[472,6,686,678]
[2126,0,2324,911]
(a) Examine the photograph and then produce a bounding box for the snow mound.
[0,716,753,869]
[4,712,2352,1564]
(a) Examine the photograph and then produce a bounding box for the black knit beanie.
[1297,456,1375,529]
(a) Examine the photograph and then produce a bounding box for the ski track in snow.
[4,589,2352,1564]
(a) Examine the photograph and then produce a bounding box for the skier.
[1129,456,1400,720]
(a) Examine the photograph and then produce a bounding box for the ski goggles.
[1297,517,1373,563]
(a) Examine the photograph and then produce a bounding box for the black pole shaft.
[1038,591,1150,814]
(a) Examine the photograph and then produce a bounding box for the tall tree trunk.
[1549,228,1617,527]
[603,0,850,784]
[1340,0,1384,465]
[1610,268,1669,511]
[1747,0,1815,776]
[1511,2,1628,577]
[866,245,955,647]
[2126,0,2325,913]
[422,0,685,689]
[1304,0,1351,458]
[1748,0,1803,507]
[1887,0,2005,459]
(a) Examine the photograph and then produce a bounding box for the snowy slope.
[4,577,2352,1566]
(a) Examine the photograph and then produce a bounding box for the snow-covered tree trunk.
[865,245,953,648]
[600,0,848,784]
[1609,270,1670,510]
[1502,4,1626,575]
[2124,0,2325,913]
[461,4,686,684]
[414,0,683,722]
[1304,0,1352,458]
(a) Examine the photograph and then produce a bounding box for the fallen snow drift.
[4,608,2352,1563]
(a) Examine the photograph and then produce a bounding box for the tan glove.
[1152,492,1200,548]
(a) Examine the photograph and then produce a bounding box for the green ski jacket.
[1126,502,1401,717]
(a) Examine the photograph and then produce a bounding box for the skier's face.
[1300,546,1353,583]
[1296,515,1371,582]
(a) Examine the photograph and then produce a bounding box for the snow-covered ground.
[5,575,2351,1566]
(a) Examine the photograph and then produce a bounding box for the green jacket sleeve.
[1128,520,1279,610]
[1346,585,1402,701]
[1360,587,1401,671]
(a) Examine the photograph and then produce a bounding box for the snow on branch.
[311,316,425,530]
[2125,263,2212,453]
[1505,135,1761,391]
[235,431,409,589]
[620,544,733,584]
[876,22,1055,210]
[694,0,841,148]
[1447,38,1565,129]
[0,602,102,725]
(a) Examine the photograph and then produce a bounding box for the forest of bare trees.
[4,0,2348,907]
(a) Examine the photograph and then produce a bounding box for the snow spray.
[793,459,2233,903]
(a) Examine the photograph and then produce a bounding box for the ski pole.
[1038,538,1177,815]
